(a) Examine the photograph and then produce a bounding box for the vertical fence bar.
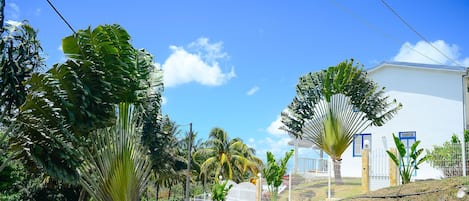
[463,135,467,176]
[288,170,292,201]
[328,158,332,199]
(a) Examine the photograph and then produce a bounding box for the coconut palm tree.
[78,102,152,201]
[281,59,401,184]
[195,127,262,183]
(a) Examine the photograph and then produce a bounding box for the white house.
[340,61,469,179]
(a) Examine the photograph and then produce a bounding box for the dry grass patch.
[346,177,468,201]
[277,177,361,201]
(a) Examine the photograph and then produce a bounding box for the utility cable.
[330,0,444,65]
[45,0,76,34]
[380,0,463,66]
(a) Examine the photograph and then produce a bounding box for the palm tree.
[281,59,400,184]
[78,102,152,201]
[195,127,262,183]
[142,114,185,200]
[8,24,156,183]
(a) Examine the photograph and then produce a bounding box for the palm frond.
[78,103,151,201]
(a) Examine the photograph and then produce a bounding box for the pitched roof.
[367,61,468,74]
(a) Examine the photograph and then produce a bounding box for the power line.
[45,0,76,34]
[379,0,463,66]
[330,0,444,65]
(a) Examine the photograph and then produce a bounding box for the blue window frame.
[353,133,371,157]
[399,131,417,175]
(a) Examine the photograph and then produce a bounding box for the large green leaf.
[9,24,156,183]
[0,21,43,124]
[78,103,151,201]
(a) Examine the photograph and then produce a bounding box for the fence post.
[256,173,261,201]
[362,148,370,193]
[389,148,398,186]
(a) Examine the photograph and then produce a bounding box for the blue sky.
[10,0,469,159]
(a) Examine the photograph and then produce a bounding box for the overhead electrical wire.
[330,0,444,65]
[45,0,76,34]
[379,0,463,67]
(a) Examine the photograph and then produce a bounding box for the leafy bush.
[427,133,469,177]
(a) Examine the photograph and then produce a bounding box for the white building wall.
[341,64,466,179]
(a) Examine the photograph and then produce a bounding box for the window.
[399,131,417,175]
[399,131,416,157]
[353,133,371,157]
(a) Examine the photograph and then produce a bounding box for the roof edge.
[367,61,468,74]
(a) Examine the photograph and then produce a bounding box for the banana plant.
[211,179,232,201]
[263,150,293,201]
[386,133,429,184]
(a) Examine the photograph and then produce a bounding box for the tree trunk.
[333,159,343,185]
[155,182,159,201]
[168,184,172,199]
[183,178,187,199]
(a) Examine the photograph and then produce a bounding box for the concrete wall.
[341,64,466,179]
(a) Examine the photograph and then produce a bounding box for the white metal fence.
[369,148,391,191]
[296,157,329,177]
[427,142,469,178]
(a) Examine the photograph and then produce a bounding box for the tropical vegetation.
[427,132,469,177]
[281,59,401,184]
[78,103,152,201]
[263,150,293,201]
[387,133,429,184]
[211,179,233,201]
[194,127,263,183]
[0,3,265,200]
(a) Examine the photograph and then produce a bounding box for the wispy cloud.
[6,3,20,20]
[35,8,41,16]
[162,37,235,87]
[246,86,260,96]
[393,40,469,66]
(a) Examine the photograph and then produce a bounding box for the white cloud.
[35,8,41,16]
[248,138,255,143]
[162,37,235,87]
[161,96,167,105]
[6,3,20,20]
[256,136,292,158]
[5,20,22,27]
[393,40,469,66]
[267,115,287,137]
[246,86,260,96]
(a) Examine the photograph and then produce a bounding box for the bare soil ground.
[277,176,469,201]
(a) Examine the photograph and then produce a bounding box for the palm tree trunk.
[333,159,343,185]
[155,182,159,201]
[168,183,172,199]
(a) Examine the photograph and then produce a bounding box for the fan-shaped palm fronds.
[9,24,155,183]
[78,103,151,201]
[281,59,401,184]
